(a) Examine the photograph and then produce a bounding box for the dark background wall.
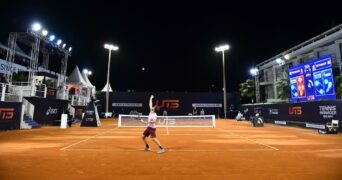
[99,92,240,117]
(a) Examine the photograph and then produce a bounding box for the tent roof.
[66,66,88,86]
[101,82,113,92]
[82,72,95,87]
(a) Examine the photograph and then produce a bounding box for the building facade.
[255,24,342,103]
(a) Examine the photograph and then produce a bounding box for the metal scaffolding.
[4,30,71,87]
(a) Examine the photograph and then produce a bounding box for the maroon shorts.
[143,127,157,138]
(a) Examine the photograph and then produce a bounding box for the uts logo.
[289,107,302,115]
[47,88,56,96]
[75,109,83,116]
[158,118,176,125]
[0,108,14,120]
[46,107,58,115]
[156,100,180,109]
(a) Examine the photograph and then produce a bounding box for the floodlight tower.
[215,44,230,119]
[104,43,119,117]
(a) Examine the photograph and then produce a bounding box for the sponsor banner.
[24,97,68,125]
[156,100,179,109]
[306,123,325,129]
[274,121,286,125]
[241,100,342,130]
[46,88,57,99]
[0,59,29,74]
[0,102,22,130]
[192,103,222,108]
[112,103,143,107]
[269,108,279,115]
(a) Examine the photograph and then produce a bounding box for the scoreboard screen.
[288,55,336,102]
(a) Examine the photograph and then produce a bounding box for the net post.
[118,114,122,127]
[212,115,216,128]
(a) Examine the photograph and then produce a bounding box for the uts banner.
[0,102,22,130]
[24,97,68,125]
[241,100,342,130]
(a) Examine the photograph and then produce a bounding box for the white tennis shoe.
[157,148,165,154]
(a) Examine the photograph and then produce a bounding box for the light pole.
[104,43,119,117]
[250,67,259,104]
[215,44,230,119]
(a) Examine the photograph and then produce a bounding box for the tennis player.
[141,95,165,154]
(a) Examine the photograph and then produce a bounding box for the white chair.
[326,119,339,132]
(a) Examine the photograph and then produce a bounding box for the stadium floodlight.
[215,44,230,52]
[284,54,290,60]
[104,44,119,51]
[49,35,55,41]
[276,58,285,66]
[215,44,230,119]
[88,71,92,75]
[41,29,48,36]
[68,47,72,52]
[83,69,92,77]
[104,43,119,117]
[31,22,42,32]
[62,43,66,48]
[250,68,259,76]
[57,39,62,46]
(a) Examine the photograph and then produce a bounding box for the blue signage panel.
[288,55,336,102]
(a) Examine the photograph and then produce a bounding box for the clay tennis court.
[0,119,341,179]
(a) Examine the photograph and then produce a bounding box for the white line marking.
[218,128,279,151]
[63,148,275,152]
[60,128,114,151]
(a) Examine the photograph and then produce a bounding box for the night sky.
[1,0,341,92]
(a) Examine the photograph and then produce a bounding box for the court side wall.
[99,92,240,117]
[241,100,342,131]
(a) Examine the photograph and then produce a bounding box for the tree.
[12,73,27,82]
[276,76,291,101]
[335,74,342,99]
[239,79,255,103]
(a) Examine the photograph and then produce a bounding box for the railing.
[70,94,89,106]
[0,82,47,102]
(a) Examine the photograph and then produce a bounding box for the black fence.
[24,97,68,125]
[0,102,22,130]
[240,100,342,130]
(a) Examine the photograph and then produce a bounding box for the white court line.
[60,128,114,151]
[217,128,279,151]
[63,148,275,152]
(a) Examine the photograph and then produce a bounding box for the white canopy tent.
[82,71,96,95]
[101,82,113,92]
[66,66,92,105]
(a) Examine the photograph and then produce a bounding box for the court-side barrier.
[240,100,342,131]
[0,101,22,130]
[24,97,68,125]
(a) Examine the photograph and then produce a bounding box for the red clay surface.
[0,119,342,179]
